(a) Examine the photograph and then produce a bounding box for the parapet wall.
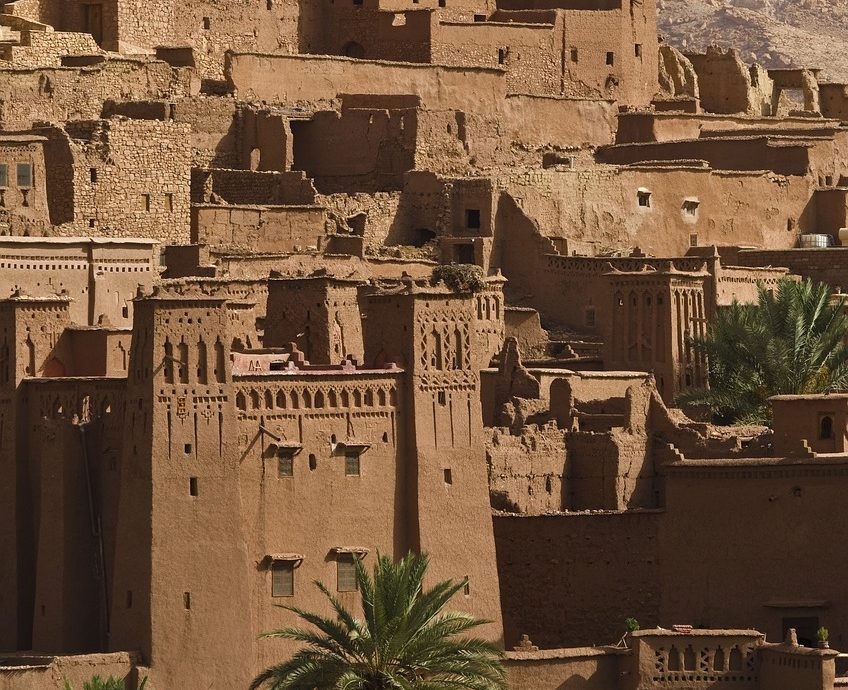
[224,52,506,112]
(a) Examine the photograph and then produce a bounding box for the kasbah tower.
[0,0,848,688]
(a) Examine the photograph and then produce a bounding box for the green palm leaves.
[679,278,848,424]
[250,551,507,690]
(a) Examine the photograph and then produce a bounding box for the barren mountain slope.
[658,0,848,84]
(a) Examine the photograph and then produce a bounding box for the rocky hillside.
[658,0,848,84]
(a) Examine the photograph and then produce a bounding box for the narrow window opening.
[637,190,651,208]
[278,450,294,477]
[126,590,133,608]
[820,415,834,440]
[463,579,470,596]
[689,233,699,248]
[382,431,389,443]
[337,555,357,591]
[443,468,453,484]
[89,218,96,228]
[585,307,596,327]
[189,477,198,496]
[90,167,98,183]
[202,16,211,29]
[271,561,294,597]
[309,453,317,471]
[635,43,642,58]
[183,592,191,609]
[606,51,615,66]
[267,0,274,8]
[437,391,447,406]
[498,48,508,65]
[345,451,361,476]
[184,443,192,454]
[16,163,32,187]
[570,47,578,63]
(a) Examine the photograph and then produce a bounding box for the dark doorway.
[782,616,819,648]
[82,3,104,45]
[454,243,474,264]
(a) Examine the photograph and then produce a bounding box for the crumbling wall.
[487,424,568,514]
[191,169,316,206]
[657,43,699,99]
[0,29,102,67]
[0,58,188,130]
[687,47,771,116]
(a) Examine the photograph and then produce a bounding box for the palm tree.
[679,278,848,425]
[250,551,507,690]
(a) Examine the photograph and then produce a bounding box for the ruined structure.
[3,0,848,688]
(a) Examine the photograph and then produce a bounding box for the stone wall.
[734,248,848,292]
[191,169,316,206]
[0,58,189,130]
[0,29,102,67]
[46,118,191,246]
[494,511,662,649]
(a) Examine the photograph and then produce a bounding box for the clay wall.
[491,167,815,313]
[225,53,507,113]
[209,252,436,281]
[317,7,433,62]
[191,204,328,253]
[21,377,125,652]
[715,266,789,307]
[233,369,408,668]
[0,237,155,327]
[597,138,812,176]
[493,511,662,649]
[502,94,617,150]
[263,278,364,363]
[660,458,848,649]
[0,652,143,690]
[290,109,417,193]
[487,424,568,514]
[771,395,848,456]
[504,648,621,690]
[820,84,848,122]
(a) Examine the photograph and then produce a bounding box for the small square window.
[278,450,294,477]
[465,209,481,229]
[345,451,360,476]
[606,52,615,66]
[437,391,447,406]
[337,555,357,591]
[16,163,32,188]
[438,0,445,6]
[570,48,578,63]
[184,443,192,454]
[88,218,96,228]
[202,16,211,29]
[637,190,651,208]
[271,561,294,597]
[689,233,699,248]
[683,199,700,217]
[473,13,486,21]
